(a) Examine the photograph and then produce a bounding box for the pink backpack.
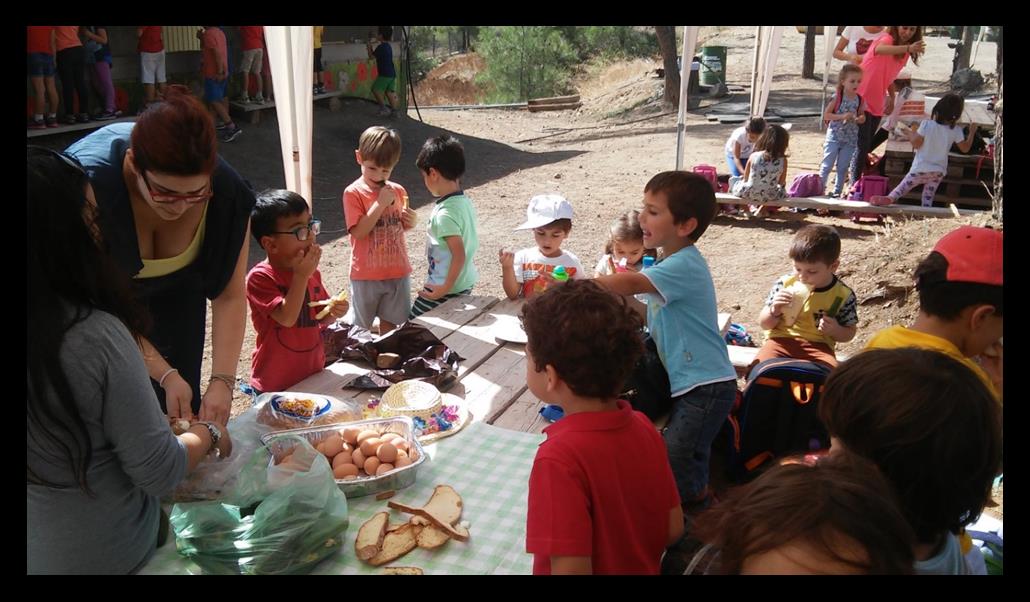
[848,175,890,222]
[787,172,824,198]
[693,164,719,191]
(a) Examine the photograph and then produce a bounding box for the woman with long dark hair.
[27,146,232,574]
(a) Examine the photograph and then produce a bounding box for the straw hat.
[366,380,471,443]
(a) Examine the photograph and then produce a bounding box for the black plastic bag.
[323,321,463,391]
[621,331,673,421]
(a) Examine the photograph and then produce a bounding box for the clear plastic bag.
[170,436,350,574]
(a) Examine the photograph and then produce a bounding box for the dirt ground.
[32,27,1002,519]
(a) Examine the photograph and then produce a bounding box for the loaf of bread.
[256,394,363,430]
[355,512,389,561]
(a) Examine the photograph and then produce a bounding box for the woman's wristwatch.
[197,421,223,458]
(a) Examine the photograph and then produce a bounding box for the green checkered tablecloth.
[140,421,544,575]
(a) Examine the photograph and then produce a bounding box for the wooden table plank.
[289,360,371,397]
[413,295,499,341]
[490,388,549,434]
[456,344,529,425]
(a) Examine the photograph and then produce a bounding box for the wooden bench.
[229,89,345,124]
[714,192,984,218]
[26,115,136,139]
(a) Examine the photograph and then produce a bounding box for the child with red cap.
[865,225,1002,399]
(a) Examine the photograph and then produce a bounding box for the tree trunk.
[655,26,680,109]
[993,29,1002,220]
[955,26,975,72]
[802,26,816,79]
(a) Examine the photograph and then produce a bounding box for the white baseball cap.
[515,194,574,230]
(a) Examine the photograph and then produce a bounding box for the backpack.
[692,164,719,192]
[787,172,824,198]
[847,174,890,222]
[824,92,863,129]
[722,358,832,482]
[621,332,672,421]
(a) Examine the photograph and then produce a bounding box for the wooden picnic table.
[289,295,732,435]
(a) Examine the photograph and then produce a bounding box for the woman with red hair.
[65,87,255,427]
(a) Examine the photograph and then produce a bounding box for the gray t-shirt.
[27,307,188,574]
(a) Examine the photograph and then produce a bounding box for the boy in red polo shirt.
[246,190,348,394]
[521,279,684,574]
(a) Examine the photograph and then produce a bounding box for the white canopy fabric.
[675,26,700,170]
[750,26,783,119]
[821,25,838,131]
[264,26,314,206]
[674,25,785,170]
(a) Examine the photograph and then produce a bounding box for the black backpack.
[723,358,832,481]
[621,332,673,422]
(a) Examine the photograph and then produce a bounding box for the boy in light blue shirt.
[595,171,736,514]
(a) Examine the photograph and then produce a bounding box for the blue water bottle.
[635,256,655,304]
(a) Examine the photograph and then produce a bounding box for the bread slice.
[383,566,424,575]
[387,501,470,542]
[413,485,464,548]
[355,512,389,561]
[368,522,419,566]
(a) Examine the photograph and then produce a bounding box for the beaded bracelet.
[209,373,236,393]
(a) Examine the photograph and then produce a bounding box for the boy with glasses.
[246,189,348,395]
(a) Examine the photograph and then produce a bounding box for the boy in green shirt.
[409,135,479,318]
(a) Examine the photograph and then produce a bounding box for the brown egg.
[380,432,402,443]
[333,462,359,479]
[315,441,326,455]
[394,455,412,468]
[351,448,366,468]
[341,427,362,445]
[360,437,382,457]
[323,434,344,457]
[407,448,419,462]
[341,442,353,453]
[375,463,395,476]
[395,449,409,460]
[393,439,410,452]
[363,456,381,475]
[332,450,353,468]
[277,452,293,466]
[376,442,398,463]
[356,429,379,445]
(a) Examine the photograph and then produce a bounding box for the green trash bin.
[700,46,727,87]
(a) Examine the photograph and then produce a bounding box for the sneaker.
[253,95,264,104]
[95,110,119,121]
[28,117,46,130]
[215,121,229,131]
[60,114,77,125]
[45,115,59,128]
[76,113,91,123]
[377,106,391,117]
[237,95,251,104]
[221,125,242,143]
[315,85,326,95]
[867,195,893,207]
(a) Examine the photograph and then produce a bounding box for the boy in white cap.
[500,194,586,300]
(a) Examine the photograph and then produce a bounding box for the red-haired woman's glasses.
[141,172,212,204]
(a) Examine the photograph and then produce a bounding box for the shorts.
[204,77,228,102]
[140,50,166,84]
[240,48,264,74]
[27,52,56,77]
[372,76,396,93]
[750,337,838,373]
[350,277,412,329]
[313,47,323,72]
[409,288,472,320]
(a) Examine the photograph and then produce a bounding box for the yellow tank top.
[136,201,208,279]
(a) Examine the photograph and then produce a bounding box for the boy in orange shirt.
[343,126,417,334]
